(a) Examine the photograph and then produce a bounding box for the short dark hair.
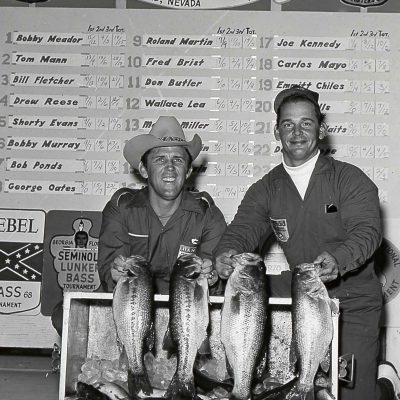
[140,147,193,169]
[276,94,326,125]
[74,230,88,247]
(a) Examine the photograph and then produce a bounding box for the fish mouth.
[125,266,142,277]
[294,263,319,285]
[296,271,318,285]
[232,252,262,265]
[294,263,317,273]
[118,255,148,276]
[230,253,265,293]
[177,254,203,279]
[185,269,201,279]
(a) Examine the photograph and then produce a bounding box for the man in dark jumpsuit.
[214,86,383,400]
[98,116,226,294]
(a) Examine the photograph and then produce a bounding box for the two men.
[98,116,226,295]
[99,88,383,399]
[215,86,383,400]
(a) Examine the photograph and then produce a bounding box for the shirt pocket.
[127,232,148,258]
[319,210,345,244]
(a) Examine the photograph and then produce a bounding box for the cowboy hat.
[123,116,202,170]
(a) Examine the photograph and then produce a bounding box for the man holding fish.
[98,115,226,295]
[97,116,227,399]
[215,86,383,400]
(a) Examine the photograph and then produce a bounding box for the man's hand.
[201,258,218,286]
[313,251,339,283]
[215,249,238,279]
[110,255,128,283]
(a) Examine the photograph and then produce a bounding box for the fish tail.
[164,373,196,399]
[229,394,250,400]
[305,389,315,400]
[286,384,315,400]
[127,369,153,397]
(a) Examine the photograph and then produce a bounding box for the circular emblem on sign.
[375,238,400,304]
[341,0,388,8]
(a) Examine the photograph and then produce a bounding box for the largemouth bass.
[221,253,268,400]
[287,263,338,400]
[163,254,210,399]
[112,255,154,398]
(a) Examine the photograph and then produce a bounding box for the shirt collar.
[282,151,319,174]
[274,153,331,178]
[127,187,204,214]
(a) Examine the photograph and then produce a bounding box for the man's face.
[139,146,191,201]
[274,100,325,167]
[75,233,88,248]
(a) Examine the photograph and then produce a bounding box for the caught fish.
[76,381,106,400]
[220,253,268,400]
[76,381,134,400]
[112,255,155,398]
[163,254,210,399]
[93,381,131,400]
[286,263,338,400]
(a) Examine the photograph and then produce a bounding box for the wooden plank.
[0,369,59,400]
[0,314,60,348]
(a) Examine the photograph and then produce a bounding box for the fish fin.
[197,336,211,356]
[193,365,233,392]
[194,280,211,357]
[229,395,247,400]
[115,333,124,353]
[305,390,315,400]
[314,369,331,392]
[194,280,206,303]
[229,293,241,317]
[319,351,331,374]
[127,369,153,397]
[255,345,268,381]
[329,299,339,315]
[164,373,196,399]
[162,324,177,358]
[286,384,314,400]
[146,321,156,356]
[289,338,298,371]
[225,355,234,379]
[118,347,129,371]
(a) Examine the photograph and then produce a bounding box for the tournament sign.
[0,209,45,315]
[375,238,400,304]
[41,210,102,316]
[51,218,100,291]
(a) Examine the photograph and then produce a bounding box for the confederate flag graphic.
[0,242,43,282]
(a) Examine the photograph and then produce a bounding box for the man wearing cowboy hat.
[98,116,226,294]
